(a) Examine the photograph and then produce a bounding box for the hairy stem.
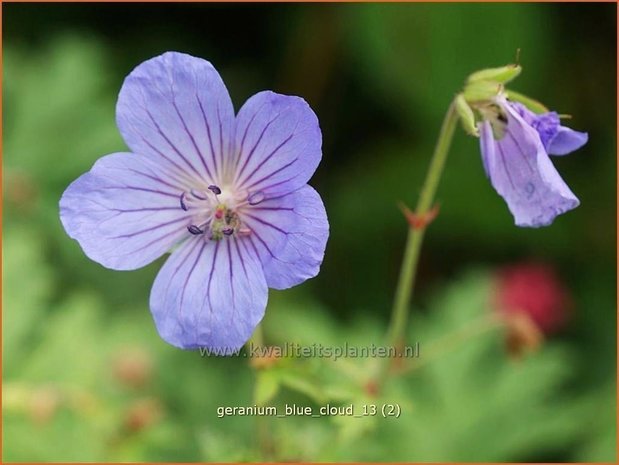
[382,100,459,378]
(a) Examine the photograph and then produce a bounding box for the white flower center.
[179,184,263,240]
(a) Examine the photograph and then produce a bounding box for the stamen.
[187,225,204,235]
[239,228,251,237]
[208,185,222,195]
[222,227,234,236]
[179,192,188,211]
[248,191,265,206]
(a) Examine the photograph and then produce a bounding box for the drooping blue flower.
[478,95,588,227]
[60,52,329,351]
[511,102,589,156]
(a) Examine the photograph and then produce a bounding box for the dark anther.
[180,192,188,211]
[188,225,204,235]
[208,185,222,195]
[222,227,234,236]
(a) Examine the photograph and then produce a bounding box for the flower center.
[179,184,264,240]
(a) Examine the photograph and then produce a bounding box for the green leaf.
[278,370,329,405]
[2,226,53,376]
[254,370,281,406]
[360,271,589,461]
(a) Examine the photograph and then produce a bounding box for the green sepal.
[462,80,502,103]
[467,64,522,85]
[455,93,479,137]
[505,89,549,114]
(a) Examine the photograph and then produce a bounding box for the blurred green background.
[3,3,616,462]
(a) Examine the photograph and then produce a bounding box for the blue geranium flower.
[60,52,329,352]
[477,94,588,227]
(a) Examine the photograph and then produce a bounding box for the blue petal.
[478,120,494,178]
[480,103,579,228]
[116,52,235,185]
[233,91,322,198]
[149,237,267,351]
[59,152,191,270]
[547,126,589,156]
[242,185,329,289]
[510,101,588,156]
[529,111,560,148]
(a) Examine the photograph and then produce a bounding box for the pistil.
[180,184,253,240]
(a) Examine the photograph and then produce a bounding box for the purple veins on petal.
[242,185,329,289]
[61,52,330,352]
[190,189,208,201]
[233,91,322,197]
[59,152,191,271]
[149,233,268,351]
[116,52,235,183]
[247,191,266,205]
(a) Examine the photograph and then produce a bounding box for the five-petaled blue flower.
[60,52,329,352]
[478,94,588,227]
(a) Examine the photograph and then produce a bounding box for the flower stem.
[383,100,459,371]
[249,324,273,459]
[398,313,503,375]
